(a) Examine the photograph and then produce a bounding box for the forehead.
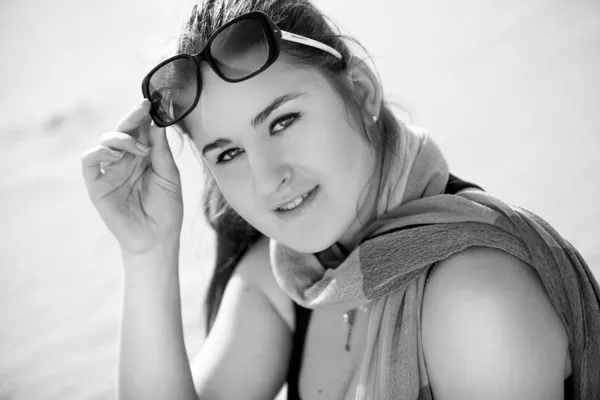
[185,59,330,142]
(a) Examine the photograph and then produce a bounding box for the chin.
[276,231,339,254]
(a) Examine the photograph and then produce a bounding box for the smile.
[275,186,319,215]
[278,192,310,211]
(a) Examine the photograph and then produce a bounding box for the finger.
[100,131,151,157]
[147,122,179,178]
[115,99,152,135]
[81,146,125,185]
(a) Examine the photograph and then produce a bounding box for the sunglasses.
[141,11,343,128]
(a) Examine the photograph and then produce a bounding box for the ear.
[346,56,383,123]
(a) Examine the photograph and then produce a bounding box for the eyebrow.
[201,138,233,157]
[201,92,306,157]
[251,92,307,128]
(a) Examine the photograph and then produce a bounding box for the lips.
[273,185,320,218]
[277,191,311,211]
[272,187,314,211]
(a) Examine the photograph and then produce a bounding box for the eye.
[216,148,244,164]
[270,113,300,135]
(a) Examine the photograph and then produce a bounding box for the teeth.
[278,192,309,211]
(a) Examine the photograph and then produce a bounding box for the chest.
[298,304,371,400]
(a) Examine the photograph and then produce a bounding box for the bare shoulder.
[234,236,295,331]
[421,246,570,399]
[424,246,555,303]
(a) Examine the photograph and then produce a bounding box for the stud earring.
[372,115,378,123]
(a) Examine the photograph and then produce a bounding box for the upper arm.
[192,237,294,400]
[422,246,569,400]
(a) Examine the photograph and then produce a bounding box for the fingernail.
[109,149,124,158]
[135,142,151,153]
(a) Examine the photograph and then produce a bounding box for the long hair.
[174,0,407,333]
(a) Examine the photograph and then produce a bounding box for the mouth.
[274,185,319,217]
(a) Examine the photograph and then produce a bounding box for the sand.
[0,0,598,398]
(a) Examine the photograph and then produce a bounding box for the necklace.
[317,243,368,352]
[343,305,370,352]
[343,309,356,352]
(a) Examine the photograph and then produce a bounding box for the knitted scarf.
[269,126,600,399]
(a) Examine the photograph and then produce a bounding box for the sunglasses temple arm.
[280,30,343,60]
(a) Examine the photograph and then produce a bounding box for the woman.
[81,0,599,399]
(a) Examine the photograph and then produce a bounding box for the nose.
[248,151,292,197]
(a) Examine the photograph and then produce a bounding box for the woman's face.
[186,58,376,253]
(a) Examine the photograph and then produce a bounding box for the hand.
[82,100,183,256]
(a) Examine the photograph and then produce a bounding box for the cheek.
[211,169,262,220]
[312,121,373,183]
[212,172,244,204]
[317,129,375,217]
[300,95,371,176]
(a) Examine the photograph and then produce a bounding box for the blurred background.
[0,0,598,398]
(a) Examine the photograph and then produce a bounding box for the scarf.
[270,126,600,399]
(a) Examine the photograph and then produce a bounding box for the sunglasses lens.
[210,18,270,80]
[147,56,198,125]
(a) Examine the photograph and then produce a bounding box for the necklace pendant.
[343,308,357,352]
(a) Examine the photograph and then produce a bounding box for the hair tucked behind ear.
[174,0,407,333]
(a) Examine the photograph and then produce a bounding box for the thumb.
[148,123,179,182]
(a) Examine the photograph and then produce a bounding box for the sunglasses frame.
[142,11,304,127]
